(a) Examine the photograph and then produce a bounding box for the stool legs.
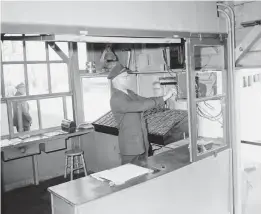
[64,156,68,178]
[81,154,88,176]
[70,156,74,181]
[64,152,88,180]
[75,156,80,174]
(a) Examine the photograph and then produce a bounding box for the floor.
[2,173,86,214]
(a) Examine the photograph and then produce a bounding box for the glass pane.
[66,96,74,121]
[11,99,36,133]
[2,41,24,61]
[193,45,224,99]
[26,41,46,61]
[3,64,25,97]
[49,42,69,61]
[194,46,224,70]
[40,98,64,129]
[1,103,9,135]
[78,42,87,70]
[196,98,226,155]
[82,77,110,122]
[27,64,48,95]
[50,63,69,93]
[27,100,39,131]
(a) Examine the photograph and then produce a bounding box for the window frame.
[1,35,73,139]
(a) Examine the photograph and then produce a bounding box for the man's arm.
[111,94,164,113]
[127,89,175,103]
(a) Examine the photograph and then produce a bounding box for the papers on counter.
[1,138,22,147]
[91,164,153,186]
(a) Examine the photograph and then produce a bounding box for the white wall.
[78,149,232,214]
[1,1,225,33]
[236,68,261,143]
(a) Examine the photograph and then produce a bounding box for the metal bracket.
[199,34,202,41]
[48,42,69,63]
[235,25,261,64]
[219,34,223,42]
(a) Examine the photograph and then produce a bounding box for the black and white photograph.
[0,0,261,214]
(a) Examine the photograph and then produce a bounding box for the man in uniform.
[106,55,176,165]
[13,83,32,132]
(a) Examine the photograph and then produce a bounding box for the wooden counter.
[48,141,190,214]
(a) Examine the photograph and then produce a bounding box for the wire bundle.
[196,101,223,125]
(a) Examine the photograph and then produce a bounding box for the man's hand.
[163,88,177,101]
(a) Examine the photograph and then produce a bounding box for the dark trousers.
[121,153,147,165]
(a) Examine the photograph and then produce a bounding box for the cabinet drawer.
[2,143,40,161]
[40,140,66,153]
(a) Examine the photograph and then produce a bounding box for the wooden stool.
[64,149,87,180]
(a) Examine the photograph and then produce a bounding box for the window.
[27,64,49,95]
[81,77,111,122]
[2,41,24,61]
[40,98,64,129]
[26,41,46,61]
[1,103,9,136]
[50,63,69,93]
[1,36,73,138]
[3,64,25,97]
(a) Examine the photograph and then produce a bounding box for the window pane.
[26,41,46,61]
[3,64,25,97]
[66,96,74,121]
[50,63,69,93]
[49,42,69,61]
[11,99,37,133]
[2,41,24,61]
[78,42,87,70]
[27,64,48,95]
[82,77,110,122]
[40,98,64,129]
[27,100,39,131]
[1,103,9,135]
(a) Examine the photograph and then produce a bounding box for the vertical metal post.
[37,99,42,130]
[62,96,68,119]
[17,103,23,132]
[68,42,84,125]
[0,45,6,98]
[46,42,52,94]
[22,38,29,96]
[32,155,39,185]
[185,39,197,163]
[7,100,14,137]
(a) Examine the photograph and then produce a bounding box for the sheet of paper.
[91,164,153,185]
[0,139,12,147]
[9,138,22,145]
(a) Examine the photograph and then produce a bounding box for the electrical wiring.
[196,102,223,125]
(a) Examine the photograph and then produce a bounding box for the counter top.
[48,139,190,206]
[0,129,94,150]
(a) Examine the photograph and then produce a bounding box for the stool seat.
[65,149,84,156]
